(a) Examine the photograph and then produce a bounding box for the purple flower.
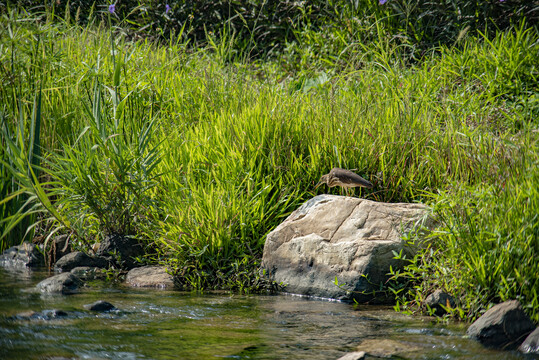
[108,4,115,14]
[379,0,387,4]
[166,4,171,14]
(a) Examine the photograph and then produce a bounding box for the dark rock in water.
[70,266,105,281]
[41,309,69,318]
[519,327,539,354]
[467,300,535,349]
[337,351,366,360]
[126,266,175,288]
[36,272,82,294]
[84,300,116,312]
[0,242,44,269]
[425,289,456,316]
[54,251,109,272]
[15,309,68,320]
[96,233,144,270]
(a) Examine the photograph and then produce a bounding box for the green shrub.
[377,0,537,49]
[391,153,539,322]
[6,0,536,63]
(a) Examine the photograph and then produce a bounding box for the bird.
[315,167,373,197]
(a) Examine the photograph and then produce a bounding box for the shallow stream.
[0,268,532,359]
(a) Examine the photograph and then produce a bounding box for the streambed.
[0,268,529,359]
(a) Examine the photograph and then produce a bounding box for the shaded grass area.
[0,7,537,320]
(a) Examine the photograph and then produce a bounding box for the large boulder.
[262,195,433,302]
[0,242,44,269]
[467,300,535,349]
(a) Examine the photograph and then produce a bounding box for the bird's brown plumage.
[315,168,373,196]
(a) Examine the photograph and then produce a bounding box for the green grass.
[0,6,537,320]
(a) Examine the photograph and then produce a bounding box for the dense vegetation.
[0,1,537,321]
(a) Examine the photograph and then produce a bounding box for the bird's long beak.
[314,178,325,189]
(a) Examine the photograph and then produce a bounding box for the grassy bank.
[0,4,537,321]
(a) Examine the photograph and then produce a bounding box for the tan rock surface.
[262,195,433,302]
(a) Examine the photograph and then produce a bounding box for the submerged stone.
[15,309,68,320]
[84,300,116,312]
[36,272,82,294]
[356,338,422,357]
[41,309,69,318]
[337,351,366,360]
[15,311,38,319]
